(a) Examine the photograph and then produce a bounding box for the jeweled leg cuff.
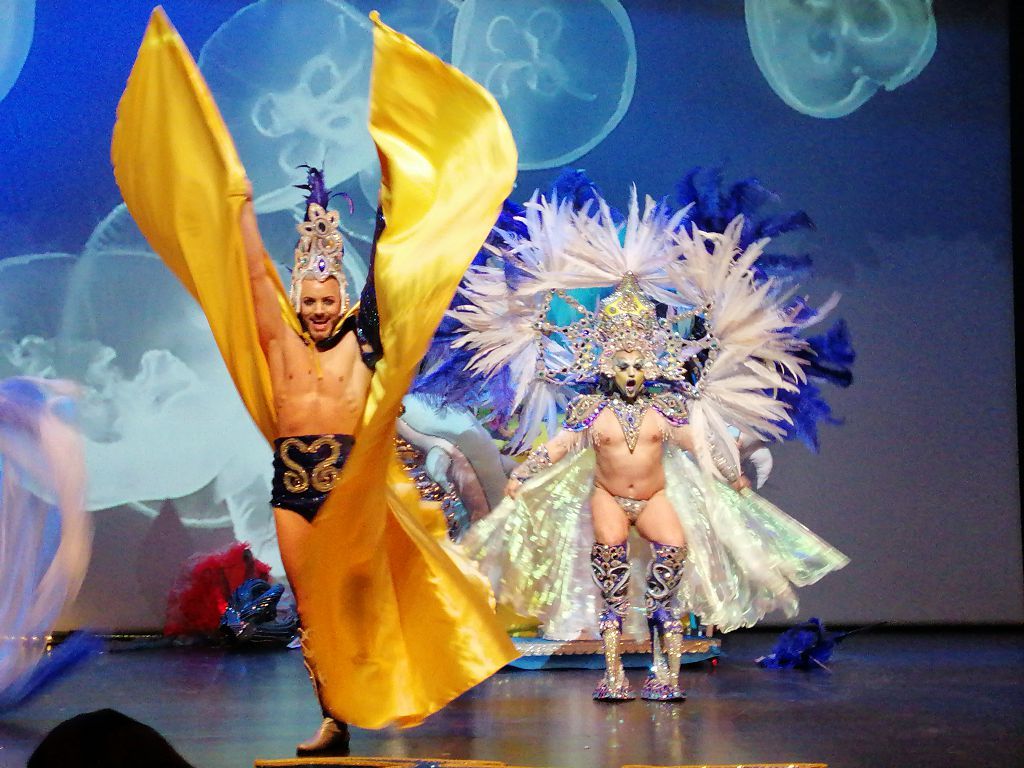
[641,543,688,702]
[591,542,636,701]
[593,609,636,701]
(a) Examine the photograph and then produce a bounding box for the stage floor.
[1,629,1021,768]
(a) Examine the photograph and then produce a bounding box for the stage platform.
[508,635,721,670]
[252,760,825,768]
[2,629,1021,768]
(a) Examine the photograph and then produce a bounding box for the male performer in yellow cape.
[111,6,518,751]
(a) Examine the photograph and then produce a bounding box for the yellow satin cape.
[112,7,518,728]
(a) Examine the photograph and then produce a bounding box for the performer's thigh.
[590,487,631,545]
[634,491,685,548]
[273,507,313,605]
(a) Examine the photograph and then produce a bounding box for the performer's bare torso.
[587,403,695,545]
[239,189,372,438]
[267,330,371,437]
[591,406,677,500]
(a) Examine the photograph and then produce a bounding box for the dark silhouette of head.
[28,708,196,768]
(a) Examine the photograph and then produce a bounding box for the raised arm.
[237,181,288,351]
[504,429,579,499]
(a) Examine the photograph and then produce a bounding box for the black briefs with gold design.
[271,434,355,522]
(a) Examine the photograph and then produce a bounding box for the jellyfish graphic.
[746,0,937,118]
[196,0,638,236]
[0,0,35,104]
[0,213,262,530]
[198,0,378,214]
[452,0,637,169]
[0,205,333,578]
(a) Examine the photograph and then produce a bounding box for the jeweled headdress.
[443,186,820,464]
[531,272,704,389]
[289,165,349,313]
[594,274,659,377]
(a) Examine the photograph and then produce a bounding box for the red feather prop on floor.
[164,542,272,636]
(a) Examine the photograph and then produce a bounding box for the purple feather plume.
[419,167,856,453]
[549,168,623,223]
[803,319,855,387]
[776,382,842,452]
[294,164,354,217]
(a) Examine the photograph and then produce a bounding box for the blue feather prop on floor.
[756,618,884,671]
[756,618,837,670]
[0,632,103,712]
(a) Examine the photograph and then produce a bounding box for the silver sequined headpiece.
[594,274,660,378]
[289,167,349,313]
[534,273,717,394]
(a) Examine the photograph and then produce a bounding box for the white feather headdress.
[449,188,833,475]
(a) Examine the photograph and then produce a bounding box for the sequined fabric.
[510,445,552,482]
[607,396,652,452]
[289,182,349,313]
[594,274,660,377]
[662,445,849,632]
[564,391,688,452]
[639,672,686,701]
[591,542,631,621]
[644,542,687,617]
[393,435,467,541]
[564,394,605,431]
[271,434,355,522]
[651,392,689,426]
[613,495,647,523]
[642,543,687,701]
[591,542,635,701]
[461,450,608,639]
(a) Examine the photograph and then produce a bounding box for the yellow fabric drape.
[111,7,281,442]
[112,7,518,729]
[304,13,519,728]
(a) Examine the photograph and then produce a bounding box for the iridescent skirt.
[462,446,849,639]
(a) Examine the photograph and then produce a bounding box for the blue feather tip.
[549,168,621,221]
[0,632,104,712]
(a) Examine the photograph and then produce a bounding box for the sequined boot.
[640,542,687,701]
[297,630,351,757]
[590,542,635,701]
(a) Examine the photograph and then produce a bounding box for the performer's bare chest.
[590,407,667,455]
[267,332,371,434]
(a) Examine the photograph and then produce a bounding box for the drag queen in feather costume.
[453,190,850,701]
